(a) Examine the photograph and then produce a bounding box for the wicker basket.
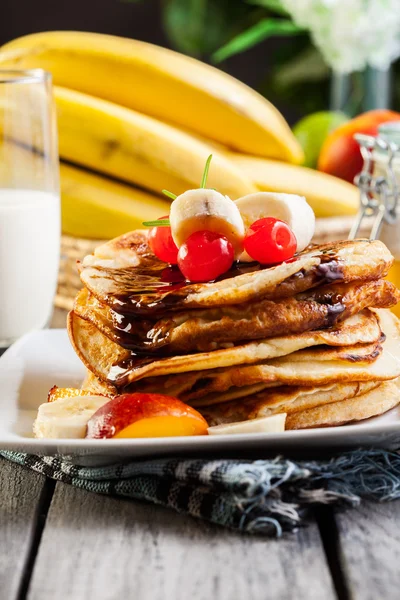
[56,216,368,311]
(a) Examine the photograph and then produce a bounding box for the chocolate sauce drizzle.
[100,250,347,385]
[103,250,344,319]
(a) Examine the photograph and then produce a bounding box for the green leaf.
[212,18,304,63]
[201,154,213,188]
[162,0,207,56]
[142,219,171,227]
[161,0,253,57]
[245,0,288,16]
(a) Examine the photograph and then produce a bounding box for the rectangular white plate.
[1,329,400,466]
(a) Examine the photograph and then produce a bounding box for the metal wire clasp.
[349,133,399,240]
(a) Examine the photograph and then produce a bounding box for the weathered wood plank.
[0,457,47,600]
[335,500,400,600]
[28,483,335,600]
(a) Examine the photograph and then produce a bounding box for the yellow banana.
[0,30,303,163]
[54,87,256,199]
[229,154,359,218]
[60,163,170,239]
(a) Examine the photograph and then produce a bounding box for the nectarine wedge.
[86,393,208,439]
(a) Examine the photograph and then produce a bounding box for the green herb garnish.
[143,155,214,227]
[201,154,213,188]
[142,219,170,227]
[162,189,177,200]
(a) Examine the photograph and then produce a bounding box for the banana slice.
[207,413,286,435]
[235,192,315,260]
[169,188,245,257]
[33,394,110,439]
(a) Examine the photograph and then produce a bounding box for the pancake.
[285,379,400,429]
[201,381,381,425]
[68,307,383,385]
[80,232,394,316]
[81,370,118,396]
[72,278,399,356]
[108,310,382,385]
[68,315,129,384]
[126,310,400,402]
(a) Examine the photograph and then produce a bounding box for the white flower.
[282,0,400,73]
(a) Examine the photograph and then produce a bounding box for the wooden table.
[1,310,400,600]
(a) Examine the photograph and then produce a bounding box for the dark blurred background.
[0,0,330,124]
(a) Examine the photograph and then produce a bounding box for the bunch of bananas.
[0,31,359,238]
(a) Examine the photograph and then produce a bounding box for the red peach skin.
[86,393,208,439]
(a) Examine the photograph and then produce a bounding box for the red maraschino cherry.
[244,217,297,264]
[148,216,178,264]
[177,230,234,282]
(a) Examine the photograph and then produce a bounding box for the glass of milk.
[0,70,60,347]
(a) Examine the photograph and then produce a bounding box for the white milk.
[0,189,60,345]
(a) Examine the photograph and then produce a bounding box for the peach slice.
[86,393,209,439]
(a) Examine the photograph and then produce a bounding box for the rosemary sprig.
[143,155,214,227]
[142,219,170,227]
[201,154,213,188]
[162,189,177,200]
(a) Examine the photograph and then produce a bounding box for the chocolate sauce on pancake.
[87,246,347,386]
[103,250,344,318]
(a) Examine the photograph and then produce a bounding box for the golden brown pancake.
[201,381,381,425]
[68,307,385,386]
[80,232,394,316]
[72,278,399,356]
[68,314,129,384]
[81,370,118,396]
[107,309,382,383]
[69,229,400,432]
[285,379,400,429]
[125,310,400,402]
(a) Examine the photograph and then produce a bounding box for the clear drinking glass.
[0,70,60,348]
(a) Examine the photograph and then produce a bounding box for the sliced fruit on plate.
[208,413,287,435]
[34,395,110,439]
[86,393,209,439]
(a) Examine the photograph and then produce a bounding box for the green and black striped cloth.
[2,448,400,536]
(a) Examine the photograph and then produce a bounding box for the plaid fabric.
[2,448,400,536]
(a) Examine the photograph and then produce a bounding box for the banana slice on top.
[34,394,110,439]
[169,188,245,257]
[235,192,315,256]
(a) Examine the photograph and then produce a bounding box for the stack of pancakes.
[68,230,400,429]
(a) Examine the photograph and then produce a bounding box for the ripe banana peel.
[0,30,303,163]
[54,86,256,199]
[60,163,170,239]
[229,154,359,218]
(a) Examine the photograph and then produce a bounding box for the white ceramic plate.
[1,329,400,466]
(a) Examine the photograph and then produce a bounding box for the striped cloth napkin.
[2,448,400,536]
